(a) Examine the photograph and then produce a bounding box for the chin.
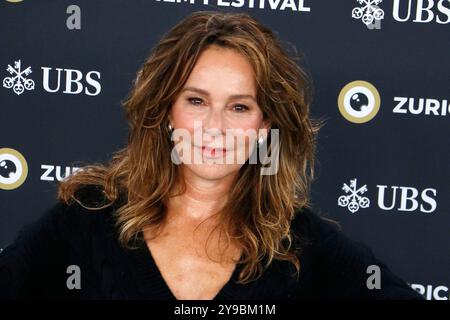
[183,163,241,181]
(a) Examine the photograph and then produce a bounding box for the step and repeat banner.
[0,1,449,300]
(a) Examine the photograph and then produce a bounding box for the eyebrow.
[181,86,257,102]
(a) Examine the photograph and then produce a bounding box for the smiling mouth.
[195,145,228,157]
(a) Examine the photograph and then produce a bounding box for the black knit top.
[0,186,424,300]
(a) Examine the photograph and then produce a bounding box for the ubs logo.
[352,0,385,28]
[338,178,438,213]
[3,60,34,95]
[0,148,28,190]
[352,0,450,27]
[2,59,102,96]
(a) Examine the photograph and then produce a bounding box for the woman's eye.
[233,104,249,112]
[187,97,204,105]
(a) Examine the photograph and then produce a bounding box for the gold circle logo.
[338,80,381,123]
[0,148,28,190]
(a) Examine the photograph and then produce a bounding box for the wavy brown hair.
[57,10,324,284]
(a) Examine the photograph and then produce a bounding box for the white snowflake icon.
[352,0,385,26]
[3,60,35,95]
[338,178,370,213]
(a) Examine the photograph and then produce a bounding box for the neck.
[167,166,236,223]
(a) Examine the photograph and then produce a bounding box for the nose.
[203,107,225,138]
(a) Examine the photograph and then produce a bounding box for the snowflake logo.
[3,60,35,95]
[352,0,385,26]
[338,178,370,213]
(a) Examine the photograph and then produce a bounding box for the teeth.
[200,146,226,157]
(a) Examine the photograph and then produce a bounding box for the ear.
[262,119,271,131]
[260,119,272,139]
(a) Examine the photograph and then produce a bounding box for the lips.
[195,145,228,157]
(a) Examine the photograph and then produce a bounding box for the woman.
[0,11,423,300]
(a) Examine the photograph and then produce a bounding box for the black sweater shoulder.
[0,186,117,299]
[290,206,424,299]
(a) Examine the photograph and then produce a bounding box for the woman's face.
[169,45,270,181]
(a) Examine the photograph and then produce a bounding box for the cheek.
[171,104,197,131]
[232,117,265,144]
[171,106,201,139]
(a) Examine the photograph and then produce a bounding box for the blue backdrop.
[1,0,449,300]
